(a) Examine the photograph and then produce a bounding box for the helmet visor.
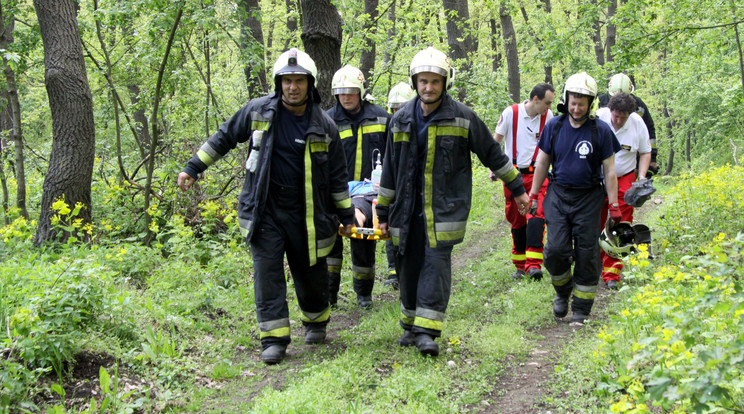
[333,87,360,95]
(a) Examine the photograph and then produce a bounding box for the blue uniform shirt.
[271,104,310,188]
[538,116,620,188]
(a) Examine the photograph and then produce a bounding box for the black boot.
[260,344,287,364]
[305,326,327,344]
[553,295,569,318]
[415,334,439,356]
[398,330,416,347]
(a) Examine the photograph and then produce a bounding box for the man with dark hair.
[596,92,651,289]
[177,49,354,364]
[493,83,555,281]
[598,74,657,175]
[377,47,529,356]
[528,72,621,324]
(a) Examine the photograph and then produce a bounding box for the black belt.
[517,167,534,174]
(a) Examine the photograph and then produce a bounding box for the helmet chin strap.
[569,112,589,123]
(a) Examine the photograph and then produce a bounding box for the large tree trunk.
[240,0,267,98]
[500,2,520,103]
[34,0,96,244]
[591,0,605,66]
[443,0,475,102]
[605,0,617,63]
[383,0,396,86]
[0,5,27,219]
[300,0,342,109]
[359,0,378,87]
[0,98,10,224]
[284,0,299,51]
[490,19,501,72]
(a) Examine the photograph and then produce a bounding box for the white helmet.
[272,48,317,90]
[409,47,455,90]
[387,82,417,110]
[557,71,599,118]
[332,65,365,98]
[608,73,635,96]
[599,221,636,259]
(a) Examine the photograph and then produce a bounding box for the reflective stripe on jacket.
[183,92,354,266]
[376,94,525,253]
[327,101,390,181]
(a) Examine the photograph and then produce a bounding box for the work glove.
[528,193,539,216]
[608,203,622,227]
[646,162,659,178]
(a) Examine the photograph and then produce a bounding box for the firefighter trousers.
[543,183,605,316]
[504,173,548,272]
[397,209,453,338]
[251,184,330,348]
[600,172,636,283]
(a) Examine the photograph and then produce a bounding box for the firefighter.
[177,49,354,364]
[598,74,657,176]
[528,71,621,324]
[387,82,417,114]
[326,65,391,308]
[377,47,528,356]
[493,83,555,281]
[597,92,651,289]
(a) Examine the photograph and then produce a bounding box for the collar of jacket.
[262,91,328,138]
[330,101,378,123]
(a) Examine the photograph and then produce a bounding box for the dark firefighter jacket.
[376,94,525,253]
[183,91,354,266]
[326,101,390,181]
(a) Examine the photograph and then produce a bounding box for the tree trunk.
[144,8,183,245]
[685,128,692,164]
[383,0,396,86]
[359,0,378,87]
[443,0,475,102]
[0,4,28,219]
[605,0,617,63]
[0,99,10,224]
[500,2,520,103]
[732,0,744,99]
[592,0,605,66]
[240,0,267,98]
[284,0,299,51]
[300,0,342,109]
[490,19,501,72]
[33,0,96,244]
[663,103,674,176]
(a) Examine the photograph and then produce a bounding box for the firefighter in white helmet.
[177,48,354,364]
[376,47,528,356]
[598,73,657,176]
[326,64,391,309]
[528,71,621,324]
[597,92,651,289]
[387,82,417,113]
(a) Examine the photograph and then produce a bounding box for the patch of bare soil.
[479,287,613,413]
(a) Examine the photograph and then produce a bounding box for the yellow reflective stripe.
[354,128,363,180]
[259,327,291,339]
[434,221,467,241]
[394,132,409,143]
[501,168,520,184]
[339,126,353,139]
[512,253,527,261]
[525,251,543,260]
[378,187,395,200]
[551,270,572,286]
[400,313,415,326]
[414,316,443,332]
[305,144,317,266]
[362,124,387,134]
[437,126,468,138]
[377,196,392,206]
[573,289,596,300]
[301,307,331,323]
[310,142,329,153]
[353,272,375,280]
[328,265,341,273]
[425,126,437,247]
[238,218,252,238]
[318,234,336,257]
[604,266,622,275]
[335,198,351,209]
[197,149,215,166]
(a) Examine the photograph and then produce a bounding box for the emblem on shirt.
[621,144,631,152]
[575,140,593,159]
